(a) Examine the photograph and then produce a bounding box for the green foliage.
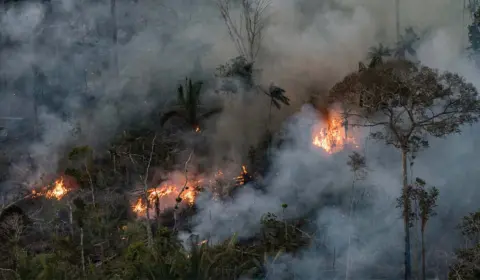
[457,211,480,243]
[261,84,290,110]
[396,178,439,228]
[331,59,480,152]
[367,43,391,68]
[449,210,480,279]
[68,145,93,161]
[394,27,420,59]
[216,56,254,89]
[160,77,223,131]
[260,212,309,253]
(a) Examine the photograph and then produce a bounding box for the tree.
[449,211,480,279]
[217,0,271,64]
[329,59,480,280]
[216,55,255,90]
[367,43,392,68]
[68,146,96,207]
[468,7,480,55]
[160,78,223,131]
[397,177,439,280]
[394,27,420,59]
[216,0,289,131]
[345,152,367,280]
[260,84,290,127]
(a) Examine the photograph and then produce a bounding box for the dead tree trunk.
[402,148,412,280]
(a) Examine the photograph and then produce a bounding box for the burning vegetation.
[2,2,480,276]
[131,165,252,217]
[312,110,357,154]
[31,177,71,200]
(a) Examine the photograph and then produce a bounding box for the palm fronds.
[161,77,222,130]
[261,84,290,109]
[367,43,391,68]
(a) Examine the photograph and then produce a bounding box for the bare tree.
[0,209,26,271]
[329,59,480,280]
[217,0,271,63]
[173,150,193,231]
[68,146,96,207]
[135,134,157,250]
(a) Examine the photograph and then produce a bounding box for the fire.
[132,179,199,216]
[312,111,356,154]
[132,167,251,217]
[195,126,201,133]
[132,197,147,214]
[235,165,251,185]
[31,177,69,200]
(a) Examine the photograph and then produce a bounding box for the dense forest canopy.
[0,0,480,279]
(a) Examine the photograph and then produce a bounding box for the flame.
[235,165,250,185]
[312,111,357,154]
[195,126,201,133]
[31,177,69,200]
[132,179,199,216]
[132,197,147,214]
[132,167,251,217]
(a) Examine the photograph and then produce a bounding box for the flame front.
[132,180,199,216]
[132,167,250,217]
[32,177,69,200]
[312,111,356,154]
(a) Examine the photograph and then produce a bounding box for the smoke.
[2,0,480,278]
[0,0,468,177]
[190,1,480,279]
[0,0,234,181]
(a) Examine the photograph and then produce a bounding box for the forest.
[0,0,480,279]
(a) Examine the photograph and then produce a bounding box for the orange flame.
[132,167,250,217]
[312,111,356,154]
[31,177,69,200]
[132,179,199,216]
[235,165,249,185]
[195,126,201,133]
[132,197,147,214]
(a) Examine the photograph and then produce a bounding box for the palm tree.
[367,43,392,68]
[394,27,420,59]
[160,78,223,131]
[259,84,290,127]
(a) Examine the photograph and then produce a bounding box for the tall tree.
[396,0,400,41]
[160,78,223,131]
[394,27,420,59]
[329,59,480,280]
[260,84,290,127]
[217,0,271,64]
[111,0,119,77]
[468,7,480,55]
[397,178,439,280]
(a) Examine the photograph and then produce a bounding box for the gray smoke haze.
[0,0,470,176]
[190,2,480,279]
[2,0,480,278]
